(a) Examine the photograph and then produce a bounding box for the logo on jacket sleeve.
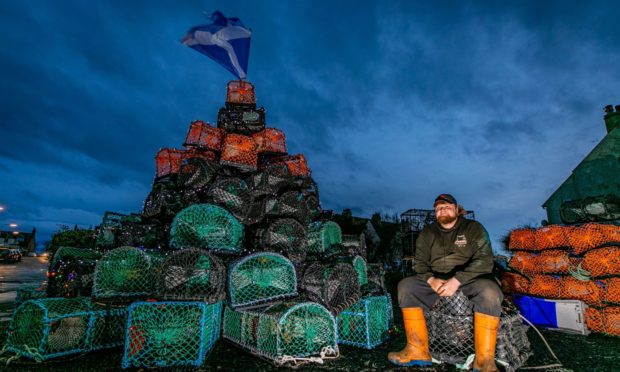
[455,235,468,247]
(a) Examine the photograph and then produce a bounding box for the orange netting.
[540,250,573,274]
[155,148,216,178]
[568,223,619,255]
[582,246,620,278]
[585,307,620,336]
[220,133,258,171]
[508,228,537,251]
[265,154,310,176]
[606,278,620,304]
[508,252,541,275]
[183,120,225,151]
[501,272,530,294]
[559,277,604,306]
[226,80,256,104]
[528,275,561,298]
[534,225,570,250]
[252,128,287,154]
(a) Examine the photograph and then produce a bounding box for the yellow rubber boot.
[387,307,432,367]
[472,312,500,372]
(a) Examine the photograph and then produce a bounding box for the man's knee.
[478,284,503,308]
[397,276,429,308]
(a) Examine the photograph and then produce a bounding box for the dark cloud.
[0,0,618,249]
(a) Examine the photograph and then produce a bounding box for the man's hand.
[427,277,446,294]
[437,277,461,297]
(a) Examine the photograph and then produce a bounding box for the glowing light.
[9,223,17,228]
[0,206,4,211]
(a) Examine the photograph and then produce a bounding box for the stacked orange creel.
[252,128,287,154]
[265,154,311,177]
[155,148,216,178]
[220,133,259,171]
[504,223,620,336]
[183,120,225,151]
[585,307,620,336]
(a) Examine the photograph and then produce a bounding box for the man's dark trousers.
[397,277,503,317]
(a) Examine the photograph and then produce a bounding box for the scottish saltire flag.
[182,11,251,79]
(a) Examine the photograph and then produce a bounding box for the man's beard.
[437,214,458,225]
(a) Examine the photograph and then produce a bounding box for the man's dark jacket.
[414,217,494,284]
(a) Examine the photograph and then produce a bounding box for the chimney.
[603,104,620,133]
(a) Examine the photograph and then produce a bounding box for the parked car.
[0,247,22,263]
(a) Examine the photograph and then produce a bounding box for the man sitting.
[388,194,503,372]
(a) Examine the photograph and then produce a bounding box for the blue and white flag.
[182,11,251,79]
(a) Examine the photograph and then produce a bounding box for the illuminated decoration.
[157,248,226,303]
[183,120,226,151]
[47,247,102,298]
[155,148,216,178]
[142,178,184,220]
[226,80,256,105]
[337,295,393,349]
[228,252,297,308]
[222,301,338,365]
[220,133,258,171]
[300,261,361,315]
[252,128,287,154]
[264,154,311,177]
[122,301,222,368]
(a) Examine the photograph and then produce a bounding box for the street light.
[0,206,4,211]
[9,223,18,228]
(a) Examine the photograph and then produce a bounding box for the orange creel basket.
[582,246,620,278]
[508,252,541,275]
[528,275,562,298]
[501,272,530,294]
[264,154,310,176]
[585,307,620,336]
[220,133,258,171]
[559,277,604,306]
[252,128,287,154]
[605,278,620,305]
[508,228,537,251]
[568,223,620,255]
[534,225,570,250]
[540,250,573,274]
[226,80,256,104]
[155,148,216,178]
[183,120,225,151]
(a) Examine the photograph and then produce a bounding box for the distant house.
[542,105,620,225]
[0,228,37,253]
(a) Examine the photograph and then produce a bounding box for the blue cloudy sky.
[1,0,618,252]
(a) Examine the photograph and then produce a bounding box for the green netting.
[157,248,226,302]
[337,295,392,349]
[300,262,361,315]
[169,204,244,253]
[248,163,292,198]
[142,179,184,219]
[353,256,368,286]
[121,301,222,368]
[89,303,128,351]
[228,252,298,308]
[6,298,92,361]
[342,233,367,258]
[222,301,339,365]
[561,194,620,224]
[47,247,102,298]
[177,157,219,189]
[207,177,252,222]
[307,221,342,257]
[15,286,47,307]
[264,191,310,224]
[95,212,126,248]
[364,263,387,295]
[255,218,308,263]
[92,246,156,301]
